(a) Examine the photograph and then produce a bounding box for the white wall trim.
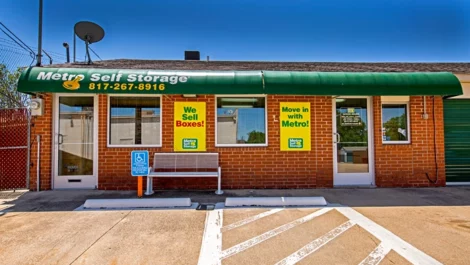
[446,182,470,186]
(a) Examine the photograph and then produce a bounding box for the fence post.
[26,109,31,190]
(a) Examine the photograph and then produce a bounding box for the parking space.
[0,210,207,265]
[354,206,470,265]
[199,206,444,265]
[2,189,470,264]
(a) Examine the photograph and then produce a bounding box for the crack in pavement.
[68,210,133,265]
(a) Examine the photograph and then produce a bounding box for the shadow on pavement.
[1,186,470,212]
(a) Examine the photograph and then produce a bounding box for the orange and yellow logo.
[62,76,83,90]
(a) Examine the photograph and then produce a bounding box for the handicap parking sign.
[131,150,149,176]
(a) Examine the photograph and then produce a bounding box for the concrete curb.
[83,198,192,209]
[225,197,327,207]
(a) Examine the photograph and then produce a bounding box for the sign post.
[131,150,149,198]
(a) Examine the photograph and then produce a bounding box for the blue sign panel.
[131,150,149,176]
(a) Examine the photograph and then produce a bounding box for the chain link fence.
[0,22,90,191]
[0,24,35,190]
[0,108,30,190]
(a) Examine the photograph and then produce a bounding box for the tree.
[336,110,368,145]
[246,130,266,143]
[0,64,29,108]
[384,113,407,141]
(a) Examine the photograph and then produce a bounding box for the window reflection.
[58,97,93,176]
[216,97,266,145]
[335,98,369,173]
[382,104,408,142]
[109,97,161,145]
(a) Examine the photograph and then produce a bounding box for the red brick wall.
[373,96,445,187]
[29,93,53,191]
[98,95,333,190]
[29,94,446,190]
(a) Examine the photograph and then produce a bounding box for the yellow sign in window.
[174,102,206,151]
[280,102,311,151]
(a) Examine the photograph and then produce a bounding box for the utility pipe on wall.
[37,135,40,192]
[423,96,428,119]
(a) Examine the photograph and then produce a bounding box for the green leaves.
[0,64,28,108]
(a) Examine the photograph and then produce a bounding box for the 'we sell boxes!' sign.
[174,102,206,151]
[280,102,311,151]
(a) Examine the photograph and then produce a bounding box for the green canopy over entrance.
[263,71,463,96]
[17,67,463,96]
[17,67,264,95]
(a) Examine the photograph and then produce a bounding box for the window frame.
[381,101,411,144]
[107,94,162,148]
[215,94,268,147]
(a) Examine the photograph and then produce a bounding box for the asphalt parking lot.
[1,187,470,265]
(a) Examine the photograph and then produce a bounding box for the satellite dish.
[74,21,105,64]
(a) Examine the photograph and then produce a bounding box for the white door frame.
[332,96,375,186]
[52,93,98,189]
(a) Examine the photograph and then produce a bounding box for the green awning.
[17,67,264,94]
[263,71,462,96]
[17,67,463,97]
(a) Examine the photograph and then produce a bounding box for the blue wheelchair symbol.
[131,151,149,176]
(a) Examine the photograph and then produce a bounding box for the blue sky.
[2,0,469,63]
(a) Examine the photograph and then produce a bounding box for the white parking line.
[275,221,355,265]
[221,208,284,232]
[197,209,223,265]
[358,243,392,265]
[220,207,332,260]
[198,206,443,265]
[335,207,442,265]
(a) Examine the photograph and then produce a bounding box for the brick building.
[17,60,470,191]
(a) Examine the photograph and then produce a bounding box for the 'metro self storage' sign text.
[174,102,206,151]
[280,102,311,151]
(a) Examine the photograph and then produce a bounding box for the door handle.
[58,134,64,145]
[333,133,341,144]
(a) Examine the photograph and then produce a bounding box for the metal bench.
[145,153,223,195]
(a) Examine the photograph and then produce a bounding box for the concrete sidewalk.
[1,188,470,264]
[1,186,470,212]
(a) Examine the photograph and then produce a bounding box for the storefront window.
[109,96,161,146]
[216,96,267,146]
[382,103,410,143]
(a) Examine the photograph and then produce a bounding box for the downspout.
[422,96,428,119]
[433,96,439,183]
[37,135,40,191]
[423,95,438,184]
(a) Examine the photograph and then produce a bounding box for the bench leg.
[145,177,154,196]
[215,167,224,195]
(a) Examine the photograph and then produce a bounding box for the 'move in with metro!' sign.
[280,102,311,151]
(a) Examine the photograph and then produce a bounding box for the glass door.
[54,95,97,189]
[333,97,374,186]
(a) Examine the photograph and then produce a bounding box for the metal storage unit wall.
[444,99,470,183]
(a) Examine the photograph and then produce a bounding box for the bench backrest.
[153,153,219,169]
